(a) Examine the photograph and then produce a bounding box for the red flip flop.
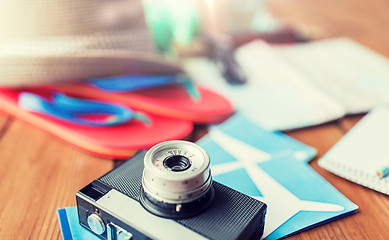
[0,87,193,159]
[46,75,234,123]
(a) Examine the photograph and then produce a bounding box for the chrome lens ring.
[142,140,212,204]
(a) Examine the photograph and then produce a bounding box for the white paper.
[184,41,345,130]
[276,37,389,114]
[319,106,389,195]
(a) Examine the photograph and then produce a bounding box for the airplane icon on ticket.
[207,129,344,239]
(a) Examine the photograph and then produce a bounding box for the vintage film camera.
[76,140,267,240]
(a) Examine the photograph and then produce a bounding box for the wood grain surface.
[0,118,113,239]
[1,0,389,239]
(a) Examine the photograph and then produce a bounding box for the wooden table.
[1,0,389,239]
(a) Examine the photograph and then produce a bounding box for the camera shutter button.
[87,214,105,235]
[117,230,133,240]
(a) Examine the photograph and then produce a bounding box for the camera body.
[76,141,267,240]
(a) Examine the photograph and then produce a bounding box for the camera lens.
[163,155,191,171]
[140,140,214,219]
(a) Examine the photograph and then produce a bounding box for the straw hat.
[0,0,182,87]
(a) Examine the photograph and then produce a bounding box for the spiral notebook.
[319,106,389,195]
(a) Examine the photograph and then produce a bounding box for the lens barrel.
[140,140,214,218]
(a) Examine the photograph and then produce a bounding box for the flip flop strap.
[18,92,139,126]
[88,74,200,101]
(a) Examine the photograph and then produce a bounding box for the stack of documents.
[196,114,357,239]
[184,37,389,130]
